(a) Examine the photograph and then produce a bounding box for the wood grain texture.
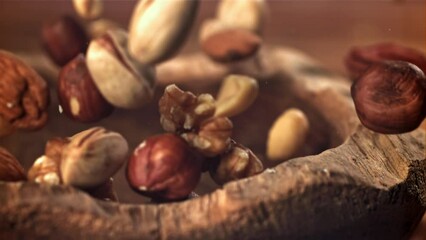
[0,48,425,239]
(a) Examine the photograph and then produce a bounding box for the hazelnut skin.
[351,60,426,134]
[58,54,114,123]
[41,16,89,66]
[127,133,202,201]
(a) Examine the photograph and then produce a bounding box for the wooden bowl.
[0,47,425,239]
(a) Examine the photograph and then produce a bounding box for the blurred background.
[0,0,425,238]
[0,0,424,74]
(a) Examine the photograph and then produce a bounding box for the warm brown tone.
[0,147,26,181]
[0,47,424,239]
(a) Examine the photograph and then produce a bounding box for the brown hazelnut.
[351,61,426,134]
[41,16,89,66]
[209,141,263,185]
[201,28,261,62]
[0,147,26,182]
[126,133,202,201]
[345,42,426,79]
[58,54,113,122]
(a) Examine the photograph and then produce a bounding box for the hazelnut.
[214,74,259,118]
[267,108,310,161]
[86,29,155,109]
[345,42,426,79]
[41,16,89,66]
[351,61,426,134]
[181,117,233,157]
[216,0,266,34]
[209,141,263,185]
[58,54,114,123]
[61,127,129,188]
[128,0,199,64]
[201,28,262,62]
[0,147,26,182]
[72,0,103,20]
[126,133,202,200]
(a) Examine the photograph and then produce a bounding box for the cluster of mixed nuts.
[345,42,426,134]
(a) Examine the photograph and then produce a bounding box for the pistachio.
[72,0,103,20]
[86,29,155,109]
[61,127,128,188]
[128,0,199,64]
[215,74,259,118]
[217,0,266,33]
[267,108,310,161]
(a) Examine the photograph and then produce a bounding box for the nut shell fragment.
[0,147,26,182]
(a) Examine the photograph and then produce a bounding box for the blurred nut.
[351,61,426,134]
[419,119,426,132]
[217,0,266,33]
[209,142,263,185]
[0,50,49,130]
[159,84,215,133]
[72,0,103,20]
[28,155,61,185]
[267,108,309,161]
[201,28,261,62]
[0,147,26,182]
[61,127,129,188]
[199,18,228,43]
[127,133,202,200]
[128,0,199,64]
[28,137,70,185]
[41,16,89,66]
[58,54,114,122]
[215,74,259,118]
[86,18,122,39]
[345,42,426,79]
[87,29,155,109]
[181,117,233,157]
[0,117,15,137]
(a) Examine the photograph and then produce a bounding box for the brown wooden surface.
[0,47,425,239]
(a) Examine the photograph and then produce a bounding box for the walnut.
[181,117,233,157]
[159,84,215,133]
[28,137,70,185]
[0,50,49,130]
[209,141,264,185]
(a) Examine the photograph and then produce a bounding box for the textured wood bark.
[0,47,425,239]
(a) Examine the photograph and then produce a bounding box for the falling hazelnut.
[41,16,89,66]
[351,61,426,134]
[127,133,202,201]
[345,42,426,79]
[58,54,114,123]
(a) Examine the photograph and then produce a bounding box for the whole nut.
[201,28,262,62]
[181,117,233,157]
[209,141,263,185]
[0,50,49,130]
[351,61,426,134]
[87,29,155,109]
[0,147,26,182]
[217,0,266,33]
[214,74,259,118]
[41,16,89,66]
[28,155,61,185]
[61,127,129,188]
[128,0,199,64]
[345,42,426,79]
[159,84,216,133]
[72,0,103,20]
[266,108,309,161]
[126,133,202,200]
[58,54,114,122]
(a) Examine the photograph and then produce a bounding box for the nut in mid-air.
[128,0,199,64]
[351,61,426,134]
